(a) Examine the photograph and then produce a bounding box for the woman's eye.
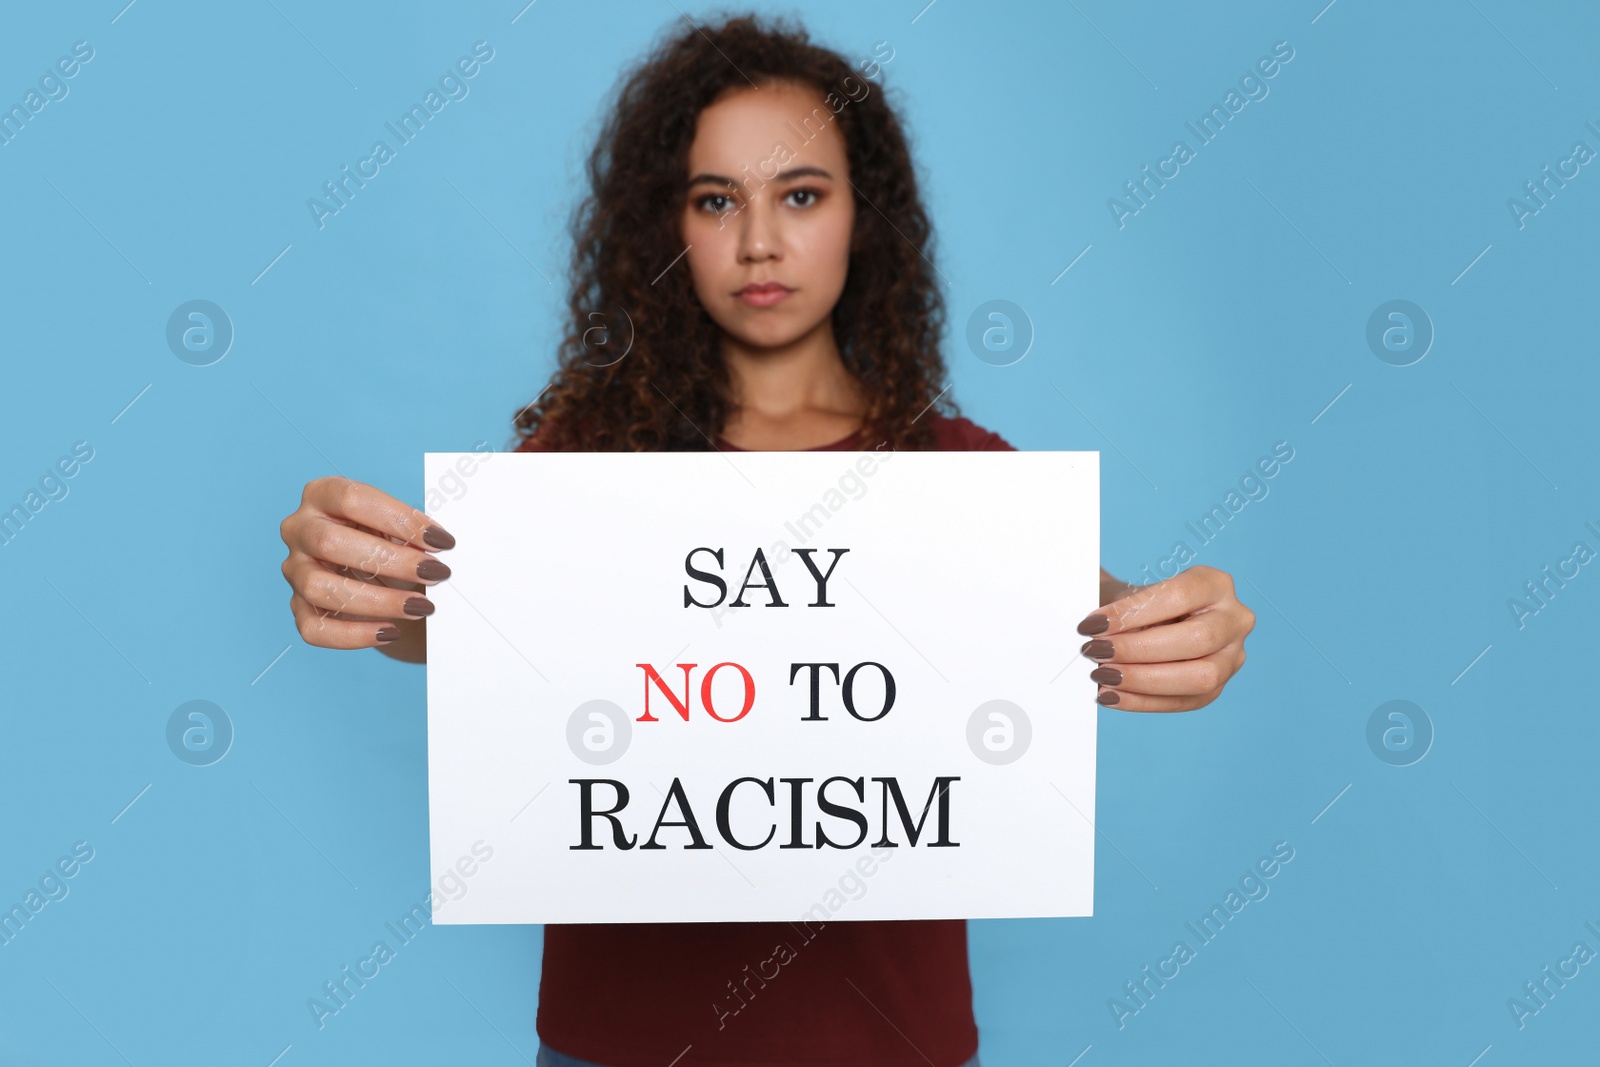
[694,188,821,214]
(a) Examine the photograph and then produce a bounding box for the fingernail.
[404,597,435,617]
[417,558,452,582]
[376,626,401,642]
[1090,667,1122,686]
[1081,640,1114,660]
[1096,688,1120,706]
[1077,613,1109,636]
[423,525,456,550]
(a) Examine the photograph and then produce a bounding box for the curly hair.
[511,11,958,452]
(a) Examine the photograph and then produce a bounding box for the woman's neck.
[717,328,867,450]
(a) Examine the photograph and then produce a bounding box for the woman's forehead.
[687,83,847,174]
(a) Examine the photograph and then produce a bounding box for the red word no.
[634,662,755,723]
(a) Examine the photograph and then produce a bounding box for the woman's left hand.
[1075,565,1255,712]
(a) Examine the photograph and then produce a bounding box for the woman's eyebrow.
[687,165,835,188]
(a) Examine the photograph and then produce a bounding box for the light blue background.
[3,1,1597,1064]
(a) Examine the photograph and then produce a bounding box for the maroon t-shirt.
[515,412,1016,1067]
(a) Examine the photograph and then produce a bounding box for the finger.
[287,557,436,621]
[290,591,407,650]
[1076,565,1230,637]
[1087,649,1239,698]
[300,515,452,586]
[303,476,456,553]
[1094,684,1223,713]
[1078,612,1236,664]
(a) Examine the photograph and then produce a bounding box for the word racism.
[1109,40,1295,229]
[1507,520,1600,629]
[308,42,495,229]
[1109,841,1296,1029]
[570,546,961,853]
[1507,119,1600,230]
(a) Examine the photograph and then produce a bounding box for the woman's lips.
[736,284,793,307]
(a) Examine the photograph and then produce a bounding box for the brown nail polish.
[417,558,452,582]
[1082,640,1114,660]
[404,597,435,617]
[1077,613,1110,636]
[376,626,401,642]
[1090,667,1122,686]
[423,525,456,550]
[1096,689,1120,706]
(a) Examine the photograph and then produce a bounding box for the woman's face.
[681,81,855,351]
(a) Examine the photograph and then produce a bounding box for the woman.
[277,13,1254,1066]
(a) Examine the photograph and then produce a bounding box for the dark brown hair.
[512,11,956,451]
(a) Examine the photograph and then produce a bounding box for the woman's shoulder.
[926,411,1016,452]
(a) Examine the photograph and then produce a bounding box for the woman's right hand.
[279,475,456,654]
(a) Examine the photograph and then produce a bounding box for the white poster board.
[424,447,1098,924]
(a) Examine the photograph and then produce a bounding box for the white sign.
[424,448,1099,924]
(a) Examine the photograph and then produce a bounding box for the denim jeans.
[535,1045,983,1067]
